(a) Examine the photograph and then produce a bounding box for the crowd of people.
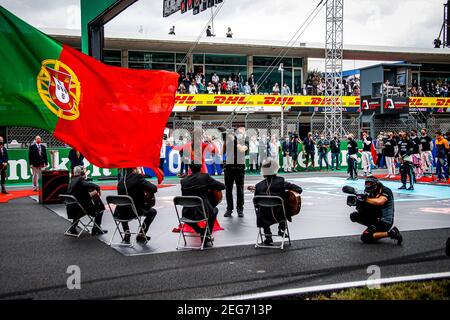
[409,79,450,97]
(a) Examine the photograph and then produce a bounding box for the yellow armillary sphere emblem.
[37,59,81,120]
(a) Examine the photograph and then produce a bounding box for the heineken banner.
[4,141,363,185]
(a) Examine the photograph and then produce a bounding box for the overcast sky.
[1,0,447,70]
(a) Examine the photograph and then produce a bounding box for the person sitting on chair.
[116,167,158,244]
[180,163,225,246]
[67,166,107,236]
[254,159,303,245]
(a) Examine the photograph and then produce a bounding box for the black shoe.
[407,185,414,191]
[224,210,232,217]
[91,227,108,235]
[1,187,7,194]
[398,185,407,190]
[238,211,244,218]
[388,227,403,245]
[122,233,131,244]
[263,237,273,246]
[278,229,287,237]
[136,234,151,243]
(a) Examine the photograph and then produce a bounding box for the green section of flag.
[0,6,62,131]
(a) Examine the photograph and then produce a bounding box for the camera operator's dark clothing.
[67,176,105,226]
[181,172,225,234]
[351,185,394,227]
[116,172,158,234]
[254,176,302,234]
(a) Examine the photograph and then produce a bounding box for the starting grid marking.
[289,177,450,202]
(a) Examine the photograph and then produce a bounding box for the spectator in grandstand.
[272,83,280,95]
[195,72,203,84]
[226,27,233,38]
[248,73,255,88]
[187,69,194,81]
[410,86,418,96]
[207,82,215,94]
[178,83,186,94]
[169,26,175,35]
[281,83,291,95]
[211,72,220,86]
[236,72,244,93]
[220,78,228,93]
[443,84,449,97]
[420,128,433,175]
[182,75,191,91]
[227,77,234,94]
[243,81,251,95]
[384,132,397,178]
[435,131,449,182]
[330,135,341,170]
[303,132,316,170]
[253,83,259,95]
[316,134,330,171]
[353,85,360,96]
[206,25,214,37]
[189,81,199,94]
[198,80,207,94]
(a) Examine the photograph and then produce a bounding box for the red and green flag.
[0,6,179,182]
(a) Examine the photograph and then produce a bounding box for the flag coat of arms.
[0,6,179,182]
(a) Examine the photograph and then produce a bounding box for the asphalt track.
[0,172,449,300]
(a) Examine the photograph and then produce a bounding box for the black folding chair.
[173,196,213,250]
[106,195,146,247]
[253,195,291,250]
[59,194,102,238]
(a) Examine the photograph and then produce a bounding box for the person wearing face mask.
[0,136,8,194]
[397,131,415,190]
[28,135,48,191]
[316,134,330,172]
[383,132,397,178]
[223,127,248,218]
[410,129,422,180]
[302,132,316,170]
[330,135,341,171]
[347,134,358,180]
[349,177,402,245]
[282,136,292,172]
[66,166,108,236]
[419,128,433,176]
[361,131,373,177]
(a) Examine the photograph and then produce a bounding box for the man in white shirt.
[249,135,259,172]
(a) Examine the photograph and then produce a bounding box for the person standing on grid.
[28,135,48,191]
[361,131,373,177]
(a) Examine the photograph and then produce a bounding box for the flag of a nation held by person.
[0,6,179,182]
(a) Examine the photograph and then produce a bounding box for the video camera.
[342,185,365,207]
[288,131,299,139]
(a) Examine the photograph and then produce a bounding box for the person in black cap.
[349,177,403,245]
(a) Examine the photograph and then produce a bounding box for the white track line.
[220,271,450,300]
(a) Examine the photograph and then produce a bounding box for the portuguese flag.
[0,6,178,182]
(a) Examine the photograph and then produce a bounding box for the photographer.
[349,177,403,245]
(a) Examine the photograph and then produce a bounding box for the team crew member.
[254,159,303,245]
[347,134,358,180]
[180,164,225,246]
[28,135,48,191]
[361,131,373,177]
[330,135,341,170]
[383,132,397,178]
[290,134,300,172]
[302,132,316,170]
[398,132,415,190]
[116,167,158,243]
[410,129,422,179]
[350,177,403,245]
[223,127,248,218]
[435,131,449,182]
[420,128,433,175]
[0,136,8,194]
[317,135,330,171]
[67,166,107,236]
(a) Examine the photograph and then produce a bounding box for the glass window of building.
[128,51,186,72]
[192,53,247,86]
[104,50,121,67]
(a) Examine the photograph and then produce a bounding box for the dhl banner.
[173,94,450,113]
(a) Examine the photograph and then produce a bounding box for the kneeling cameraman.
[349,177,403,245]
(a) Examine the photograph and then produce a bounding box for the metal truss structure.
[323,0,345,138]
